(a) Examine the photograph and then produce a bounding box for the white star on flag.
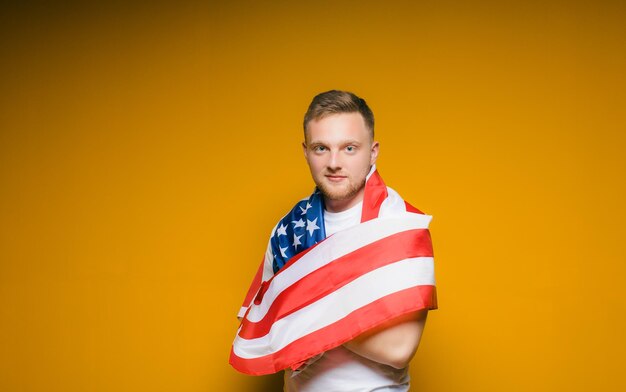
[299,202,312,215]
[292,218,305,229]
[276,223,288,237]
[306,218,320,236]
[279,246,288,258]
[293,233,303,250]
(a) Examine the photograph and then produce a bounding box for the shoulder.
[270,196,311,234]
[380,186,427,216]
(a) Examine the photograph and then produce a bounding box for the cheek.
[355,153,372,171]
[306,156,325,173]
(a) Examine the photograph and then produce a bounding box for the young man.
[231,90,437,391]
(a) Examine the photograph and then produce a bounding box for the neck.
[323,189,365,213]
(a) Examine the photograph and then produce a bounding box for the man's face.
[303,112,379,211]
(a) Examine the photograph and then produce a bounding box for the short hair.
[303,90,375,140]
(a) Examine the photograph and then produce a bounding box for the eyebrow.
[307,139,362,146]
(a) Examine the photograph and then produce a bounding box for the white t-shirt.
[282,200,411,392]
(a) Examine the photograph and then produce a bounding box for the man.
[230,90,437,391]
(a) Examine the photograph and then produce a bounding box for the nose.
[328,150,341,171]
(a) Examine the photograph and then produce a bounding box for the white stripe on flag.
[246,214,432,323]
[233,256,435,359]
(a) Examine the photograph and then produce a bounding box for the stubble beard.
[316,175,367,202]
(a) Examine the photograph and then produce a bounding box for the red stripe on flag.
[404,201,424,214]
[239,229,433,340]
[230,284,437,375]
[240,256,266,311]
[361,170,388,222]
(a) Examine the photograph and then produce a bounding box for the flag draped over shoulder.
[230,168,438,375]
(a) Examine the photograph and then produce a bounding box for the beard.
[315,175,367,201]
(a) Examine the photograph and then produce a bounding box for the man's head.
[302,90,379,212]
[303,90,375,143]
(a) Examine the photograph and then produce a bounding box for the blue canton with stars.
[271,189,326,274]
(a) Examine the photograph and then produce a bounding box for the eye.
[314,145,327,152]
[346,145,356,152]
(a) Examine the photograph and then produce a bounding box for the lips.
[325,175,347,183]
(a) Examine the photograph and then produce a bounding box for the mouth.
[325,175,347,183]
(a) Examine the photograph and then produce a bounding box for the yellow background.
[1,1,625,391]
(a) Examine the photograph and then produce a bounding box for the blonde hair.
[303,90,374,140]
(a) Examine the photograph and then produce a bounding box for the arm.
[343,309,428,369]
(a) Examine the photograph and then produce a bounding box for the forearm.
[343,309,428,369]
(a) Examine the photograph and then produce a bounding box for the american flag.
[230,167,437,375]
[269,188,326,274]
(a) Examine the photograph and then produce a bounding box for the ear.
[302,141,308,160]
[370,141,380,165]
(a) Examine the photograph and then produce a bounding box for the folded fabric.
[230,168,437,375]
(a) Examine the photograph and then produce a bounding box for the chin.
[321,186,359,202]
[325,193,351,201]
